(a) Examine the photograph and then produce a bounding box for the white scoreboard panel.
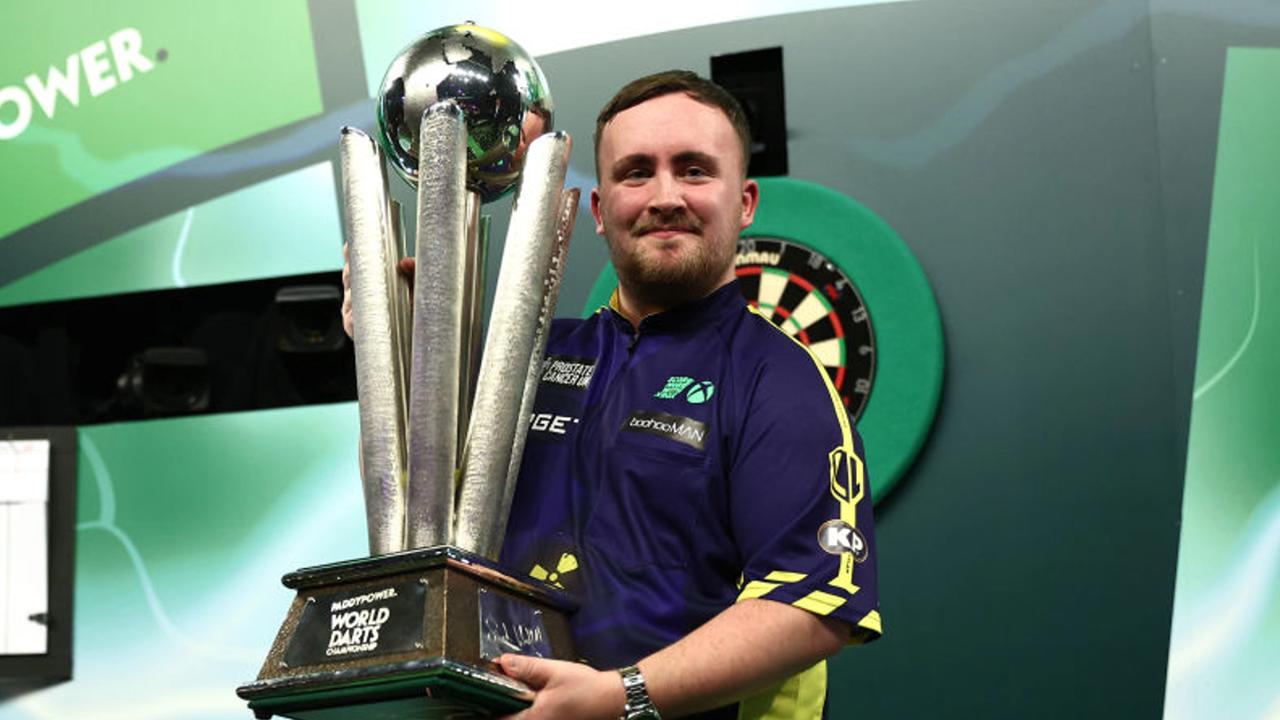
[0,427,74,685]
[1,438,50,656]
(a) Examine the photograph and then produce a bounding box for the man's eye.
[685,167,709,178]
[622,168,650,181]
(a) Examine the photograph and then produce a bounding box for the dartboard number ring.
[734,236,876,420]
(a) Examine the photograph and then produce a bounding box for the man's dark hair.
[594,70,752,178]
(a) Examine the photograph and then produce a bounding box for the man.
[344,71,880,719]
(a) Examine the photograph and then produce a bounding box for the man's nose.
[647,172,686,213]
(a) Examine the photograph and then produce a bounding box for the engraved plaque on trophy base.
[237,546,577,720]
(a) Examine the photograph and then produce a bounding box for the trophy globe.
[376,23,554,203]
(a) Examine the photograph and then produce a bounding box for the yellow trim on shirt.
[737,581,781,601]
[746,305,863,598]
[737,570,811,601]
[746,305,852,446]
[736,659,826,720]
[792,590,849,616]
[857,610,883,635]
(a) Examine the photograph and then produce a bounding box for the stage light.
[274,285,346,354]
[115,347,209,417]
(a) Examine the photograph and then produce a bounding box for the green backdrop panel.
[0,0,323,240]
[1163,47,1280,720]
[0,162,342,308]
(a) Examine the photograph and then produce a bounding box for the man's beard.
[607,216,736,306]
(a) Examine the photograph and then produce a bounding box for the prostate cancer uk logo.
[540,355,596,389]
[0,27,156,141]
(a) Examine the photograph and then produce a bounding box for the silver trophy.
[239,24,579,720]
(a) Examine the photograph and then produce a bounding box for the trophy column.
[238,23,580,720]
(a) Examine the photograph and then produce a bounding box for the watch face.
[735,237,876,420]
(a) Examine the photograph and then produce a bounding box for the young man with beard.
[343,71,880,720]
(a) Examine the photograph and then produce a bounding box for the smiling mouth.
[636,226,697,238]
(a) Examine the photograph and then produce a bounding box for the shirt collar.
[606,280,745,334]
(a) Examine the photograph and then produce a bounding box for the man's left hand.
[497,654,625,720]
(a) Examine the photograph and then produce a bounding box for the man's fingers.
[398,256,416,282]
[341,254,410,340]
[499,654,553,690]
[341,242,354,339]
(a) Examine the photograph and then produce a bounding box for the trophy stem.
[456,195,486,469]
[342,127,408,556]
[406,102,470,550]
[388,198,412,448]
[497,188,579,548]
[455,132,572,559]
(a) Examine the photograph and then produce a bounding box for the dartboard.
[734,237,875,420]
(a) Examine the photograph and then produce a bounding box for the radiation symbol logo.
[685,380,715,404]
[529,552,579,588]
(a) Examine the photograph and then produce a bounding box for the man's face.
[591,93,759,305]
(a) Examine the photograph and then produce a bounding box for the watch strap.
[618,665,661,720]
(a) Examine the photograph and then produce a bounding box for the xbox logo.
[685,380,715,404]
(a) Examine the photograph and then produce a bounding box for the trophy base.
[237,545,578,719]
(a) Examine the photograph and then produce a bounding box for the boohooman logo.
[622,410,708,451]
[0,28,159,141]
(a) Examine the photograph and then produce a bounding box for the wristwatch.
[618,665,661,720]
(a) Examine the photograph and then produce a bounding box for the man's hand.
[497,654,625,720]
[340,241,416,340]
[341,243,354,338]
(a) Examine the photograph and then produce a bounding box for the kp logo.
[817,519,869,563]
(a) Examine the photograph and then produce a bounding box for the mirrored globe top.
[376,23,554,203]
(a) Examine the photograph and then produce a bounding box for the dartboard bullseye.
[735,237,876,420]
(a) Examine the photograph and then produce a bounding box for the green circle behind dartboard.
[584,177,944,503]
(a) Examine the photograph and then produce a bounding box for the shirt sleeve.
[727,333,882,643]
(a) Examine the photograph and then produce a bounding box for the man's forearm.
[496,596,852,719]
[636,598,850,718]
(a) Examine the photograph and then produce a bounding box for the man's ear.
[590,187,605,235]
[740,179,760,229]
